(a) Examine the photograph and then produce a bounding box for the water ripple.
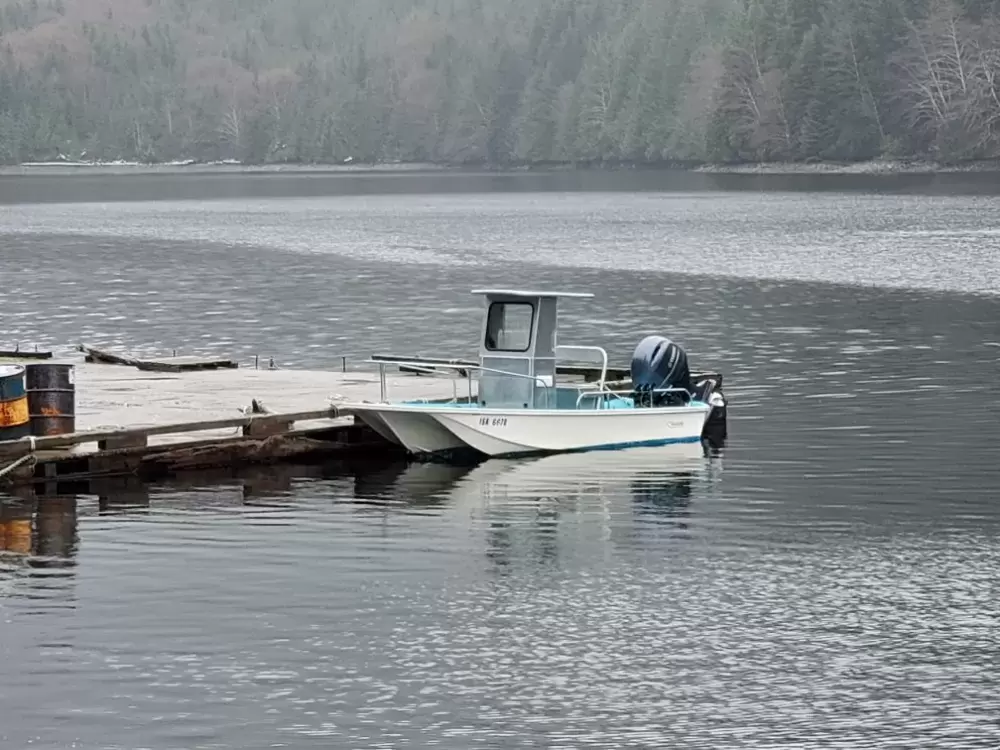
[1,178,999,748]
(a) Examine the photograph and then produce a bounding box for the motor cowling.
[630,335,692,406]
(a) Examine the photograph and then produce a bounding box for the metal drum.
[0,364,31,441]
[25,363,76,437]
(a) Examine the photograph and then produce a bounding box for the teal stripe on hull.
[488,434,704,459]
[408,434,705,463]
[399,399,709,412]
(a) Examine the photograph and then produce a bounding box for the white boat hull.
[357,408,469,454]
[348,403,711,458]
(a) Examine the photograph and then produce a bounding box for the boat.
[342,289,727,459]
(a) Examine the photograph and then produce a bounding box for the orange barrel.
[26,363,75,436]
[0,364,31,441]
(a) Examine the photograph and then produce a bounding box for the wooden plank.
[77,344,141,366]
[138,435,353,476]
[134,356,238,372]
[242,417,293,438]
[88,450,142,479]
[14,423,396,484]
[98,434,149,450]
[77,344,238,371]
[0,407,342,457]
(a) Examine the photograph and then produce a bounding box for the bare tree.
[717,28,792,160]
[890,0,997,158]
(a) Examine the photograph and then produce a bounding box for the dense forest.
[2,0,1000,166]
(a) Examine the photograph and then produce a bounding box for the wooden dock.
[0,350,727,491]
[0,362,466,487]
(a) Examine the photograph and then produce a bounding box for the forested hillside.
[1,0,1000,166]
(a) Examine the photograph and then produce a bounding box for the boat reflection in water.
[457,441,710,497]
[421,440,722,572]
[0,429,724,588]
[352,460,480,509]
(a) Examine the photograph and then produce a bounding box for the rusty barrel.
[0,364,31,441]
[25,362,76,437]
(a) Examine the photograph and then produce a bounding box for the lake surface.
[1,169,999,749]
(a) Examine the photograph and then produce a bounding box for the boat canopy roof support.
[470,289,593,299]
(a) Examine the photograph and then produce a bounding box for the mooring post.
[242,416,293,438]
[99,434,149,451]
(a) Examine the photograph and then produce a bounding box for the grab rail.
[575,387,692,410]
[368,359,554,404]
[555,345,609,391]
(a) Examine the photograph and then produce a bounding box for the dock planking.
[0,362,469,486]
[68,363,466,434]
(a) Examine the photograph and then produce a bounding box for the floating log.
[77,344,238,372]
[0,350,53,360]
[77,344,142,367]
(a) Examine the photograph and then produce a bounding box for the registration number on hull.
[478,417,508,427]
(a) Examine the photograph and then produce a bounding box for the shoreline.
[4,157,1000,177]
[692,159,1000,175]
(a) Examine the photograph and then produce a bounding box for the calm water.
[1,170,1000,748]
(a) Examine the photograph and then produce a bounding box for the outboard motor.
[630,335,692,407]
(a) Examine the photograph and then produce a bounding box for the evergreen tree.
[2,0,1000,165]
